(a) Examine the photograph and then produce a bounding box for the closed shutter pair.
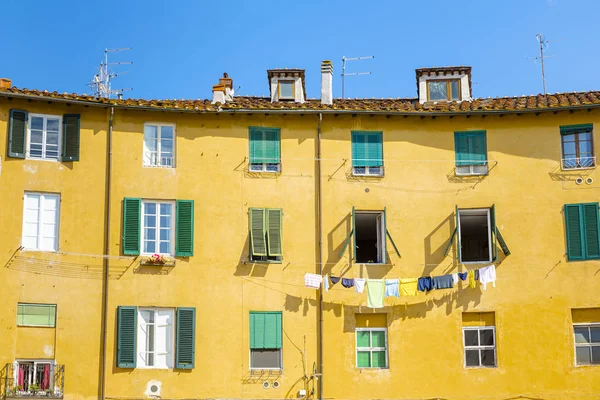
[249,127,280,164]
[249,311,282,350]
[564,203,600,261]
[122,198,194,256]
[351,131,383,167]
[454,131,487,166]
[7,109,80,161]
[116,306,196,369]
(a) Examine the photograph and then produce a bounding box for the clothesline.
[305,265,497,308]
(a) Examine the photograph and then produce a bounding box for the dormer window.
[268,69,306,103]
[428,79,460,101]
[278,81,295,100]
[416,66,472,104]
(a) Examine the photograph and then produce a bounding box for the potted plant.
[145,253,166,265]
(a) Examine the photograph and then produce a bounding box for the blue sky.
[1,0,598,100]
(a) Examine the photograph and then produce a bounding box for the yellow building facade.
[0,64,599,400]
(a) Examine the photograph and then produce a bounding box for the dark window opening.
[251,349,282,369]
[250,255,282,262]
[355,212,384,263]
[459,210,491,263]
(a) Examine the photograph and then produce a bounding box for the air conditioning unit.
[456,164,488,176]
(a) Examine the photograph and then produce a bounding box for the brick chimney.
[212,73,234,104]
[320,61,333,105]
[0,78,12,89]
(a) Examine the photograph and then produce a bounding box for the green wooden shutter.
[117,306,137,368]
[351,132,366,167]
[583,203,600,259]
[8,109,27,158]
[565,204,584,260]
[266,208,283,257]
[455,131,487,166]
[339,230,354,258]
[444,228,457,257]
[352,206,357,260]
[250,311,282,349]
[176,200,194,257]
[456,205,462,262]
[264,128,281,164]
[62,114,80,161]
[366,132,383,167]
[249,128,262,164]
[249,208,267,256]
[176,307,196,369]
[122,198,141,256]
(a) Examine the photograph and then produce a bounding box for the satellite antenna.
[534,34,554,95]
[89,48,133,99]
[341,55,374,99]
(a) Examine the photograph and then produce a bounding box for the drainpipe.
[316,112,324,400]
[100,106,114,400]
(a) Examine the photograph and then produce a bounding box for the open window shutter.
[352,206,357,261]
[263,128,281,164]
[351,132,366,167]
[583,203,600,259]
[176,307,196,369]
[249,208,267,257]
[61,114,80,161]
[122,198,141,256]
[565,204,584,261]
[384,207,400,260]
[454,132,469,166]
[339,230,354,259]
[266,208,283,257]
[491,204,498,261]
[248,128,262,164]
[117,306,137,368]
[470,132,487,165]
[444,228,457,257]
[8,109,27,159]
[176,200,194,256]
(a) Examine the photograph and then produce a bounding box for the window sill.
[143,164,176,169]
[249,259,283,264]
[25,157,60,162]
[250,368,283,372]
[17,325,56,328]
[464,365,497,369]
[561,166,596,171]
[356,262,389,266]
[460,260,493,265]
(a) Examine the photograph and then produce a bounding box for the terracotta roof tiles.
[2,86,600,115]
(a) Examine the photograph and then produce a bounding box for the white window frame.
[355,327,388,369]
[354,211,386,265]
[143,123,176,168]
[249,162,281,173]
[573,323,600,366]
[21,192,60,252]
[27,114,62,161]
[462,326,497,368]
[13,359,56,394]
[140,200,175,256]
[455,164,489,176]
[137,308,174,369]
[352,166,384,177]
[277,80,295,100]
[249,348,283,371]
[457,208,492,264]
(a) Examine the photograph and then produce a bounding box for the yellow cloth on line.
[468,270,477,289]
[400,278,418,296]
[366,279,385,308]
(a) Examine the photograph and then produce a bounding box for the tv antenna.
[341,55,374,99]
[534,34,554,95]
[89,48,133,99]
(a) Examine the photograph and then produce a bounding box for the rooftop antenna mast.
[535,34,549,94]
[341,55,374,99]
[90,48,133,99]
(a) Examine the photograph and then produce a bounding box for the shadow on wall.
[325,213,352,269]
[233,234,268,278]
[423,212,457,276]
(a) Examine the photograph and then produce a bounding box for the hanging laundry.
[400,278,418,296]
[342,278,355,288]
[366,279,385,308]
[330,276,341,285]
[305,273,323,289]
[417,276,433,292]
[458,272,468,281]
[433,274,454,289]
[355,278,366,293]
[385,279,400,298]
[478,265,496,290]
[452,273,459,285]
[467,270,477,289]
[324,274,330,293]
